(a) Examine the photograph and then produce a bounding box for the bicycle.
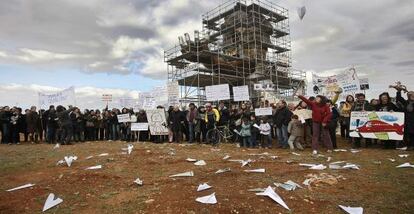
[206,124,237,145]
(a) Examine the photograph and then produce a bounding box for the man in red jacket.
[298,95,333,155]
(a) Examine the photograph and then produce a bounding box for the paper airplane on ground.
[388,158,396,162]
[169,171,194,177]
[342,163,360,170]
[64,156,77,167]
[241,159,252,167]
[310,164,326,170]
[334,149,347,152]
[195,192,217,204]
[329,164,342,170]
[248,152,269,156]
[6,183,35,192]
[256,186,290,210]
[248,188,266,192]
[186,158,197,162]
[53,144,60,149]
[85,156,93,160]
[215,168,231,174]
[396,163,414,168]
[291,152,301,156]
[350,149,361,153]
[85,165,102,170]
[222,155,231,160]
[42,193,63,212]
[134,178,143,186]
[274,180,302,191]
[338,205,363,214]
[127,144,134,155]
[397,147,407,151]
[194,160,206,166]
[244,168,265,173]
[98,153,109,157]
[398,154,409,158]
[197,183,212,192]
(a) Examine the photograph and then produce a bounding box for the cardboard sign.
[254,107,273,116]
[117,114,131,123]
[131,123,149,131]
[233,85,250,101]
[349,111,404,140]
[205,84,230,101]
[146,109,169,135]
[102,94,112,102]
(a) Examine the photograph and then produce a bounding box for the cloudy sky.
[0,0,413,109]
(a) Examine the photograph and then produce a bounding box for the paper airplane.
[98,153,109,157]
[215,168,231,174]
[244,168,265,173]
[127,144,134,155]
[85,165,102,170]
[396,163,414,168]
[398,154,409,158]
[248,188,266,192]
[270,156,278,160]
[291,152,301,156]
[64,156,77,167]
[397,147,407,151]
[194,160,206,166]
[6,183,35,192]
[338,205,363,214]
[350,149,361,154]
[169,171,194,177]
[248,152,269,156]
[388,158,396,162]
[256,186,290,210]
[327,157,332,162]
[299,163,318,167]
[329,164,342,170]
[197,183,212,192]
[274,180,302,191]
[303,179,311,186]
[53,144,60,149]
[56,160,65,166]
[134,178,143,186]
[85,156,93,160]
[334,149,347,152]
[297,6,306,20]
[42,193,63,212]
[310,164,326,170]
[241,159,252,167]
[195,192,217,204]
[331,161,345,165]
[222,155,231,160]
[343,163,360,170]
[186,158,197,162]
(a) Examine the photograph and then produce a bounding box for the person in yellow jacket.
[205,103,220,131]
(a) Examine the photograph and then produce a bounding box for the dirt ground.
[0,139,413,214]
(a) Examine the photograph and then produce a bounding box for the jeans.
[188,123,195,143]
[242,136,251,147]
[276,125,288,147]
[47,126,56,144]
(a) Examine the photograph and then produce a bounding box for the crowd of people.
[1,84,413,154]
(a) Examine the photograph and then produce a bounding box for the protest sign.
[38,87,76,109]
[254,107,273,116]
[205,84,230,101]
[167,81,180,106]
[359,78,369,90]
[117,114,131,123]
[131,123,149,131]
[233,85,250,101]
[102,94,112,102]
[146,109,169,135]
[312,68,360,98]
[349,111,404,140]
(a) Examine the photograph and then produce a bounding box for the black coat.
[168,110,185,132]
[273,107,292,128]
[397,91,414,134]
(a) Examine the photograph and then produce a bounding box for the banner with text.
[38,86,76,109]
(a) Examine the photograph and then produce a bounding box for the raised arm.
[396,91,407,106]
[298,95,313,108]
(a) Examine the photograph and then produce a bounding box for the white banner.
[117,114,131,123]
[38,86,76,109]
[167,81,180,106]
[254,107,273,116]
[233,85,250,102]
[146,109,169,135]
[131,123,149,131]
[312,68,360,98]
[349,111,404,140]
[205,84,230,101]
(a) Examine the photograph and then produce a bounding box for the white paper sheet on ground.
[291,152,301,156]
[310,164,326,170]
[186,158,197,162]
[64,156,77,167]
[338,205,363,214]
[215,168,231,174]
[53,144,60,149]
[343,163,360,170]
[195,192,217,204]
[388,158,396,162]
[169,171,194,177]
[350,149,361,153]
[42,193,63,212]
[299,163,318,167]
[331,161,345,165]
[85,165,102,170]
[274,180,302,191]
[6,183,35,192]
[241,159,252,167]
[127,145,134,155]
[233,129,241,136]
[248,188,266,192]
[194,160,206,166]
[398,154,409,158]
[397,147,407,151]
[134,178,143,186]
[244,168,265,173]
[270,156,278,160]
[222,155,231,160]
[98,153,109,157]
[334,149,347,152]
[85,156,93,160]
[248,152,269,156]
[256,186,290,210]
[329,164,342,170]
[396,163,414,168]
[197,183,212,192]
[303,179,311,186]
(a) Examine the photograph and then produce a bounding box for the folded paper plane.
[64,156,77,167]
[222,155,231,160]
[310,164,326,170]
[194,160,206,166]
[42,193,63,212]
[85,156,93,160]
[98,153,109,157]
[169,171,194,177]
[53,144,60,149]
[186,158,197,162]
[397,147,407,151]
[244,168,265,173]
[197,183,212,192]
[195,192,217,204]
[85,165,102,170]
[6,183,35,192]
[398,154,409,158]
[334,149,347,152]
[127,145,134,155]
[338,205,363,214]
[291,152,301,156]
[256,186,289,210]
[396,163,414,168]
[215,168,231,174]
[134,178,143,186]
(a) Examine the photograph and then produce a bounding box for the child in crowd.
[240,118,251,147]
[287,115,304,150]
[259,118,272,148]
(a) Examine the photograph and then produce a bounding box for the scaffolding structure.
[164,0,305,105]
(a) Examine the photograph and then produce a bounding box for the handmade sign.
[131,123,149,131]
[39,87,76,109]
[102,94,112,102]
[117,114,131,123]
[359,78,369,90]
[349,111,404,140]
[205,84,230,101]
[167,81,180,106]
[312,68,360,98]
[233,85,250,101]
[255,107,273,116]
[146,109,169,135]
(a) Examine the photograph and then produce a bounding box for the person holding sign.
[395,86,414,150]
[297,95,333,155]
